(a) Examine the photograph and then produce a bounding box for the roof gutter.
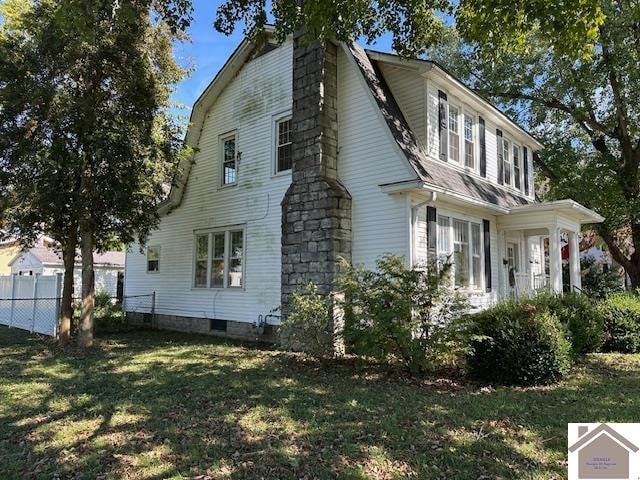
[379,179,510,214]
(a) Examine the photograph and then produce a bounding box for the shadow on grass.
[1,326,638,479]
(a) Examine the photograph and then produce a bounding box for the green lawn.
[0,326,638,480]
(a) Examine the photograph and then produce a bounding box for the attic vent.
[210,319,227,332]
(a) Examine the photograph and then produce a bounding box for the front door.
[506,242,519,291]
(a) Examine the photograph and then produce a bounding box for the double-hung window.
[193,228,245,289]
[463,113,474,168]
[147,246,160,272]
[502,138,512,186]
[452,219,470,287]
[448,104,460,162]
[221,133,237,186]
[437,216,483,289]
[275,116,292,173]
[513,144,521,190]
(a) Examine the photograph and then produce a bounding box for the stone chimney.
[281,34,352,317]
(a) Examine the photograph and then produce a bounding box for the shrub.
[598,293,640,353]
[533,292,604,355]
[94,290,127,333]
[464,299,572,386]
[340,255,469,374]
[279,283,336,357]
[581,256,624,300]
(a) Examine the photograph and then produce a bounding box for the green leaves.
[0,0,189,247]
[213,0,604,59]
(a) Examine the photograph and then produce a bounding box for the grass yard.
[0,326,638,480]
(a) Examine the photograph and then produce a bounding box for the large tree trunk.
[78,221,95,348]
[58,223,78,344]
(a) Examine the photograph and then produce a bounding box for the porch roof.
[507,200,604,225]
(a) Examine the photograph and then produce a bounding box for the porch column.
[497,229,506,297]
[548,226,563,294]
[568,230,582,291]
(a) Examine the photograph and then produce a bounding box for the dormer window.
[502,138,511,186]
[463,114,475,169]
[448,104,460,162]
[513,144,521,190]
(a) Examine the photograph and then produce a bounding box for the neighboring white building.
[124,31,603,341]
[10,244,124,298]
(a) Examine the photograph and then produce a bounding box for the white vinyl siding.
[124,41,293,324]
[338,47,415,270]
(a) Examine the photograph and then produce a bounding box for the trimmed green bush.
[465,299,572,386]
[535,292,604,355]
[598,293,640,353]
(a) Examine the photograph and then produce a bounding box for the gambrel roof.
[162,31,546,214]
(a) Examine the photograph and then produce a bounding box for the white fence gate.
[0,274,61,336]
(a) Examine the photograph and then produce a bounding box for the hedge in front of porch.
[464,298,573,386]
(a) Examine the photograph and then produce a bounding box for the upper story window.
[513,144,522,190]
[193,228,245,289]
[448,104,460,163]
[276,116,293,173]
[220,133,237,186]
[147,246,160,272]
[463,114,475,169]
[502,138,512,186]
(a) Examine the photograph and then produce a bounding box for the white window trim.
[447,102,461,164]
[462,109,478,172]
[219,130,238,188]
[436,213,484,291]
[512,141,523,191]
[146,246,160,273]
[192,226,246,290]
[441,92,479,174]
[272,111,293,176]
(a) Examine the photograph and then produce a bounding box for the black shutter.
[427,206,437,261]
[496,129,503,185]
[483,219,492,292]
[479,116,486,177]
[438,91,448,162]
[523,146,530,195]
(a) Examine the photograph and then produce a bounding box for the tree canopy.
[428,0,640,286]
[0,0,190,346]
[214,0,604,59]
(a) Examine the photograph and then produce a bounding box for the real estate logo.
[568,423,640,479]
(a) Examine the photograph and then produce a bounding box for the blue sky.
[171,0,394,117]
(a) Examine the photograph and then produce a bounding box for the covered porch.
[496,200,604,298]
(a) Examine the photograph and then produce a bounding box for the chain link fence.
[0,274,156,336]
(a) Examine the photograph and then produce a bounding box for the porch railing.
[513,272,550,298]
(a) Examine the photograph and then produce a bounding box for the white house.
[10,242,125,298]
[124,31,603,341]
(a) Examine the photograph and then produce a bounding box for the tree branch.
[598,228,631,271]
[480,89,614,139]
